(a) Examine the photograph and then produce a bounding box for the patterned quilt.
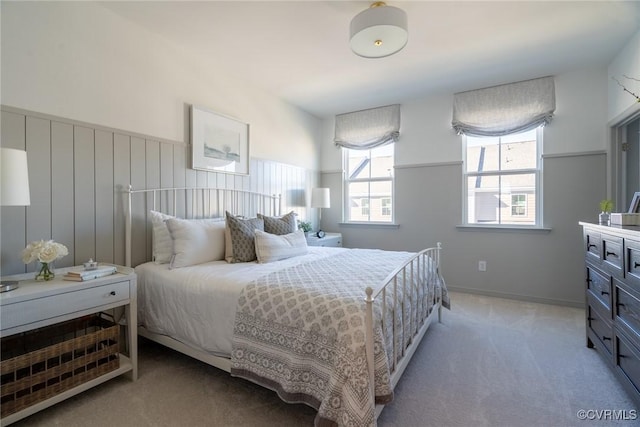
[231,249,448,427]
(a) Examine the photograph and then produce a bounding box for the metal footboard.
[364,243,444,411]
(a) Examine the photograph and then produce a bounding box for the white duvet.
[135,246,347,357]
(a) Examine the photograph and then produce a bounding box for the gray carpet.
[12,292,638,427]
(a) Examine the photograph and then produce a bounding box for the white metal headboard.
[124,185,281,267]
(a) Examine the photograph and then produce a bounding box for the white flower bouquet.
[22,240,69,281]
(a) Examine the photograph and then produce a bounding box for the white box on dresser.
[0,265,137,426]
[610,213,640,226]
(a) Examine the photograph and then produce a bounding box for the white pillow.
[254,229,308,263]
[165,217,226,268]
[149,210,175,264]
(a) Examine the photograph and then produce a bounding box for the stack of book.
[63,265,117,281]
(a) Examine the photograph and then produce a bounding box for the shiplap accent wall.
[0,106,317,275]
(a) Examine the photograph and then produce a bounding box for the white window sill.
[456,225,552,233]
[339,222,400,229]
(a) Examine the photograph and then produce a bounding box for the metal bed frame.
[124,185,445,425]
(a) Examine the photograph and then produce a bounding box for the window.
[361,198,370,216]
[381,198,391,216]
[511,194,526,216]
[464,128,541,226]
[344,144,394,223]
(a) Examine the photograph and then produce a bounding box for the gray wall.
[321,153,606,307]
[1,106,317,275]
[317,67,613,308]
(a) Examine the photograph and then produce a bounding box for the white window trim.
[461,127,544,229]
[342,147,395,224]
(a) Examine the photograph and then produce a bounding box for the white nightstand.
[0,265,137,425]
[306,232,342,247]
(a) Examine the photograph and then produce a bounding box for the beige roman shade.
[334,104,400,150]
[452,76,555,137]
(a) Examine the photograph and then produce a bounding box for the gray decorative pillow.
[225,211,264,263]
[258,211,297,235]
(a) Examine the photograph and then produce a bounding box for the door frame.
[609,103,640,211]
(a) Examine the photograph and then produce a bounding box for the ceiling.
[101,1,640,118]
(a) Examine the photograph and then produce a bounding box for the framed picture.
[190,105,249,175]
[629,192,640,213]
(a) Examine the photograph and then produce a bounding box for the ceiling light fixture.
[350,1,408,58]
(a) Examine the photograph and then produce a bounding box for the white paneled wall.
[1,107,317,275]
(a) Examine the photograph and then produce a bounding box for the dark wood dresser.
[580,222,640,405]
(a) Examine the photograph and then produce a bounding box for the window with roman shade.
[334,104,400,149]
[337,105,399,224]
[452,76,555,137]
[457,77,554,229]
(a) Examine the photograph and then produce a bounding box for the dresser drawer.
[602,233,624,277]
[587,266,611,312]
[585,229,602,264]
[616,283,640,342]
[616,331,640,395]
[588,304,614,355]
[1,280,130,332]
[626,238,640,287]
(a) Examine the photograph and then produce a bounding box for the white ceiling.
[101,1,640,118]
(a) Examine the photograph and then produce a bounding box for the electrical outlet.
[478,260,487,272]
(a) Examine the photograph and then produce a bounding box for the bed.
[125,186,449,427]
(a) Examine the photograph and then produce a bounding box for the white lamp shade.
[1,148,31,206]
[311,188,330,209]
[350,3,408,58]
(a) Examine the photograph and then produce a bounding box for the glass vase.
[598,212,610,226]
[35,261,55,281]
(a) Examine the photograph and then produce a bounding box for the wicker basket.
[1,314,119,417]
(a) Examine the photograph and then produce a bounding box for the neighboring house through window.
[344,144,394,222]
[464,128,541,226]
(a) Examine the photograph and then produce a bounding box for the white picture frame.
[190,105,249,175]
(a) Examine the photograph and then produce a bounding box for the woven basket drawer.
[0,314,119,417]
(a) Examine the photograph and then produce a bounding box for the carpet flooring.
[11,292,638,427]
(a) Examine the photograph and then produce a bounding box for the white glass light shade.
[1,148,31,206]
[311,188,330,209]
[350,3,408,58]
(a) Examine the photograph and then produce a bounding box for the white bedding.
[135,246,348,357]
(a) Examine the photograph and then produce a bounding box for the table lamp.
[311,188,330,238]
[1,148,31,292]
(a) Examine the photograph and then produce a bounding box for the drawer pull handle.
[602,336,612,341]
[601,290,609,296]
[588,244,597,249]
[606,251,618,258]
[109,291,116,296]
[635,262,640,269]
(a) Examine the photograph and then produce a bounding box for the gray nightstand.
[306,232,342,247]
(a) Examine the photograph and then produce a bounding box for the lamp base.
[0,281,19,293]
